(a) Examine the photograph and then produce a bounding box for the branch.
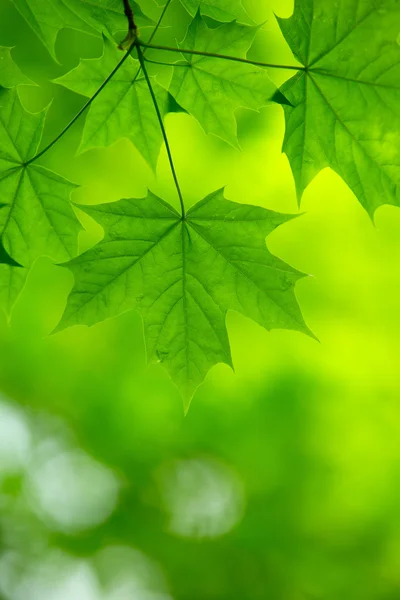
[139,41,304,71]
[122,0,137,33]
[119,0,138,50]
[136,42,186,219]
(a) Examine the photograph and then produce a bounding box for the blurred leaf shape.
[0,262,27,317]
[177,0,251,23]
[9,0,154,60]
[0,47,32,88]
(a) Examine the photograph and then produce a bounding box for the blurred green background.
[1,0,400,598]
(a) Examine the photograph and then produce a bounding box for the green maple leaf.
[0,47,32,88]
[169,14,279,147]
[278,0,400,215]
[178,0,251,24]
[0,88,82,267]
[57,189,309,408]
[10,0,154,60]
[0,259,27,317]
[55,38,169,169]
[0,50,32,315]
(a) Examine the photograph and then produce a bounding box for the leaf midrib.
[310,68,400,91]
[188,218,305,328]
[64,219,180,321]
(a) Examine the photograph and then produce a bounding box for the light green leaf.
[278,0,400,215]
[57,189,309,408]
[179,0,251,24]
[0,88,82,266]
[10,0,154,60]
[0,50,32,316]
[55,38,169,170]
[169,14,279,147]
[0,237,22,267]
[0,47,32,88]
[0,262,27,317]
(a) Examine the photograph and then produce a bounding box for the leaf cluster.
[1,0,399,409]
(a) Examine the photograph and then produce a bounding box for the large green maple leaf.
[0,88,82,267]
[57,189,309,407]
[55,38,168,169]
[278,0,400,215]
[10,0,154,60]
[169,14,279,147]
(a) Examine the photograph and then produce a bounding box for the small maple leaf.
[169,13,280,147]
[55,38,169,170]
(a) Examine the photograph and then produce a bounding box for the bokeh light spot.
[156,458,245,539]
[0,398,31,474]
[95,546,173,600]
[0,550,101,600]
[27,450,119,533]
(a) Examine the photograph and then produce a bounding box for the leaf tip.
[270,88,293,107]
[183,396,193,416]
[0,239,23,268]
[49,319,66,336]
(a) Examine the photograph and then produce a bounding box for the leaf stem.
[131,0,173,84]
[139,41,304,71]
[144,57,189,68]
[147,0,172,46]
[136,42,185,219]
[25,47,134,166]
[24,0,174,167]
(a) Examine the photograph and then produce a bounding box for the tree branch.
[119,0,138,50]
[122,0,137,33]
